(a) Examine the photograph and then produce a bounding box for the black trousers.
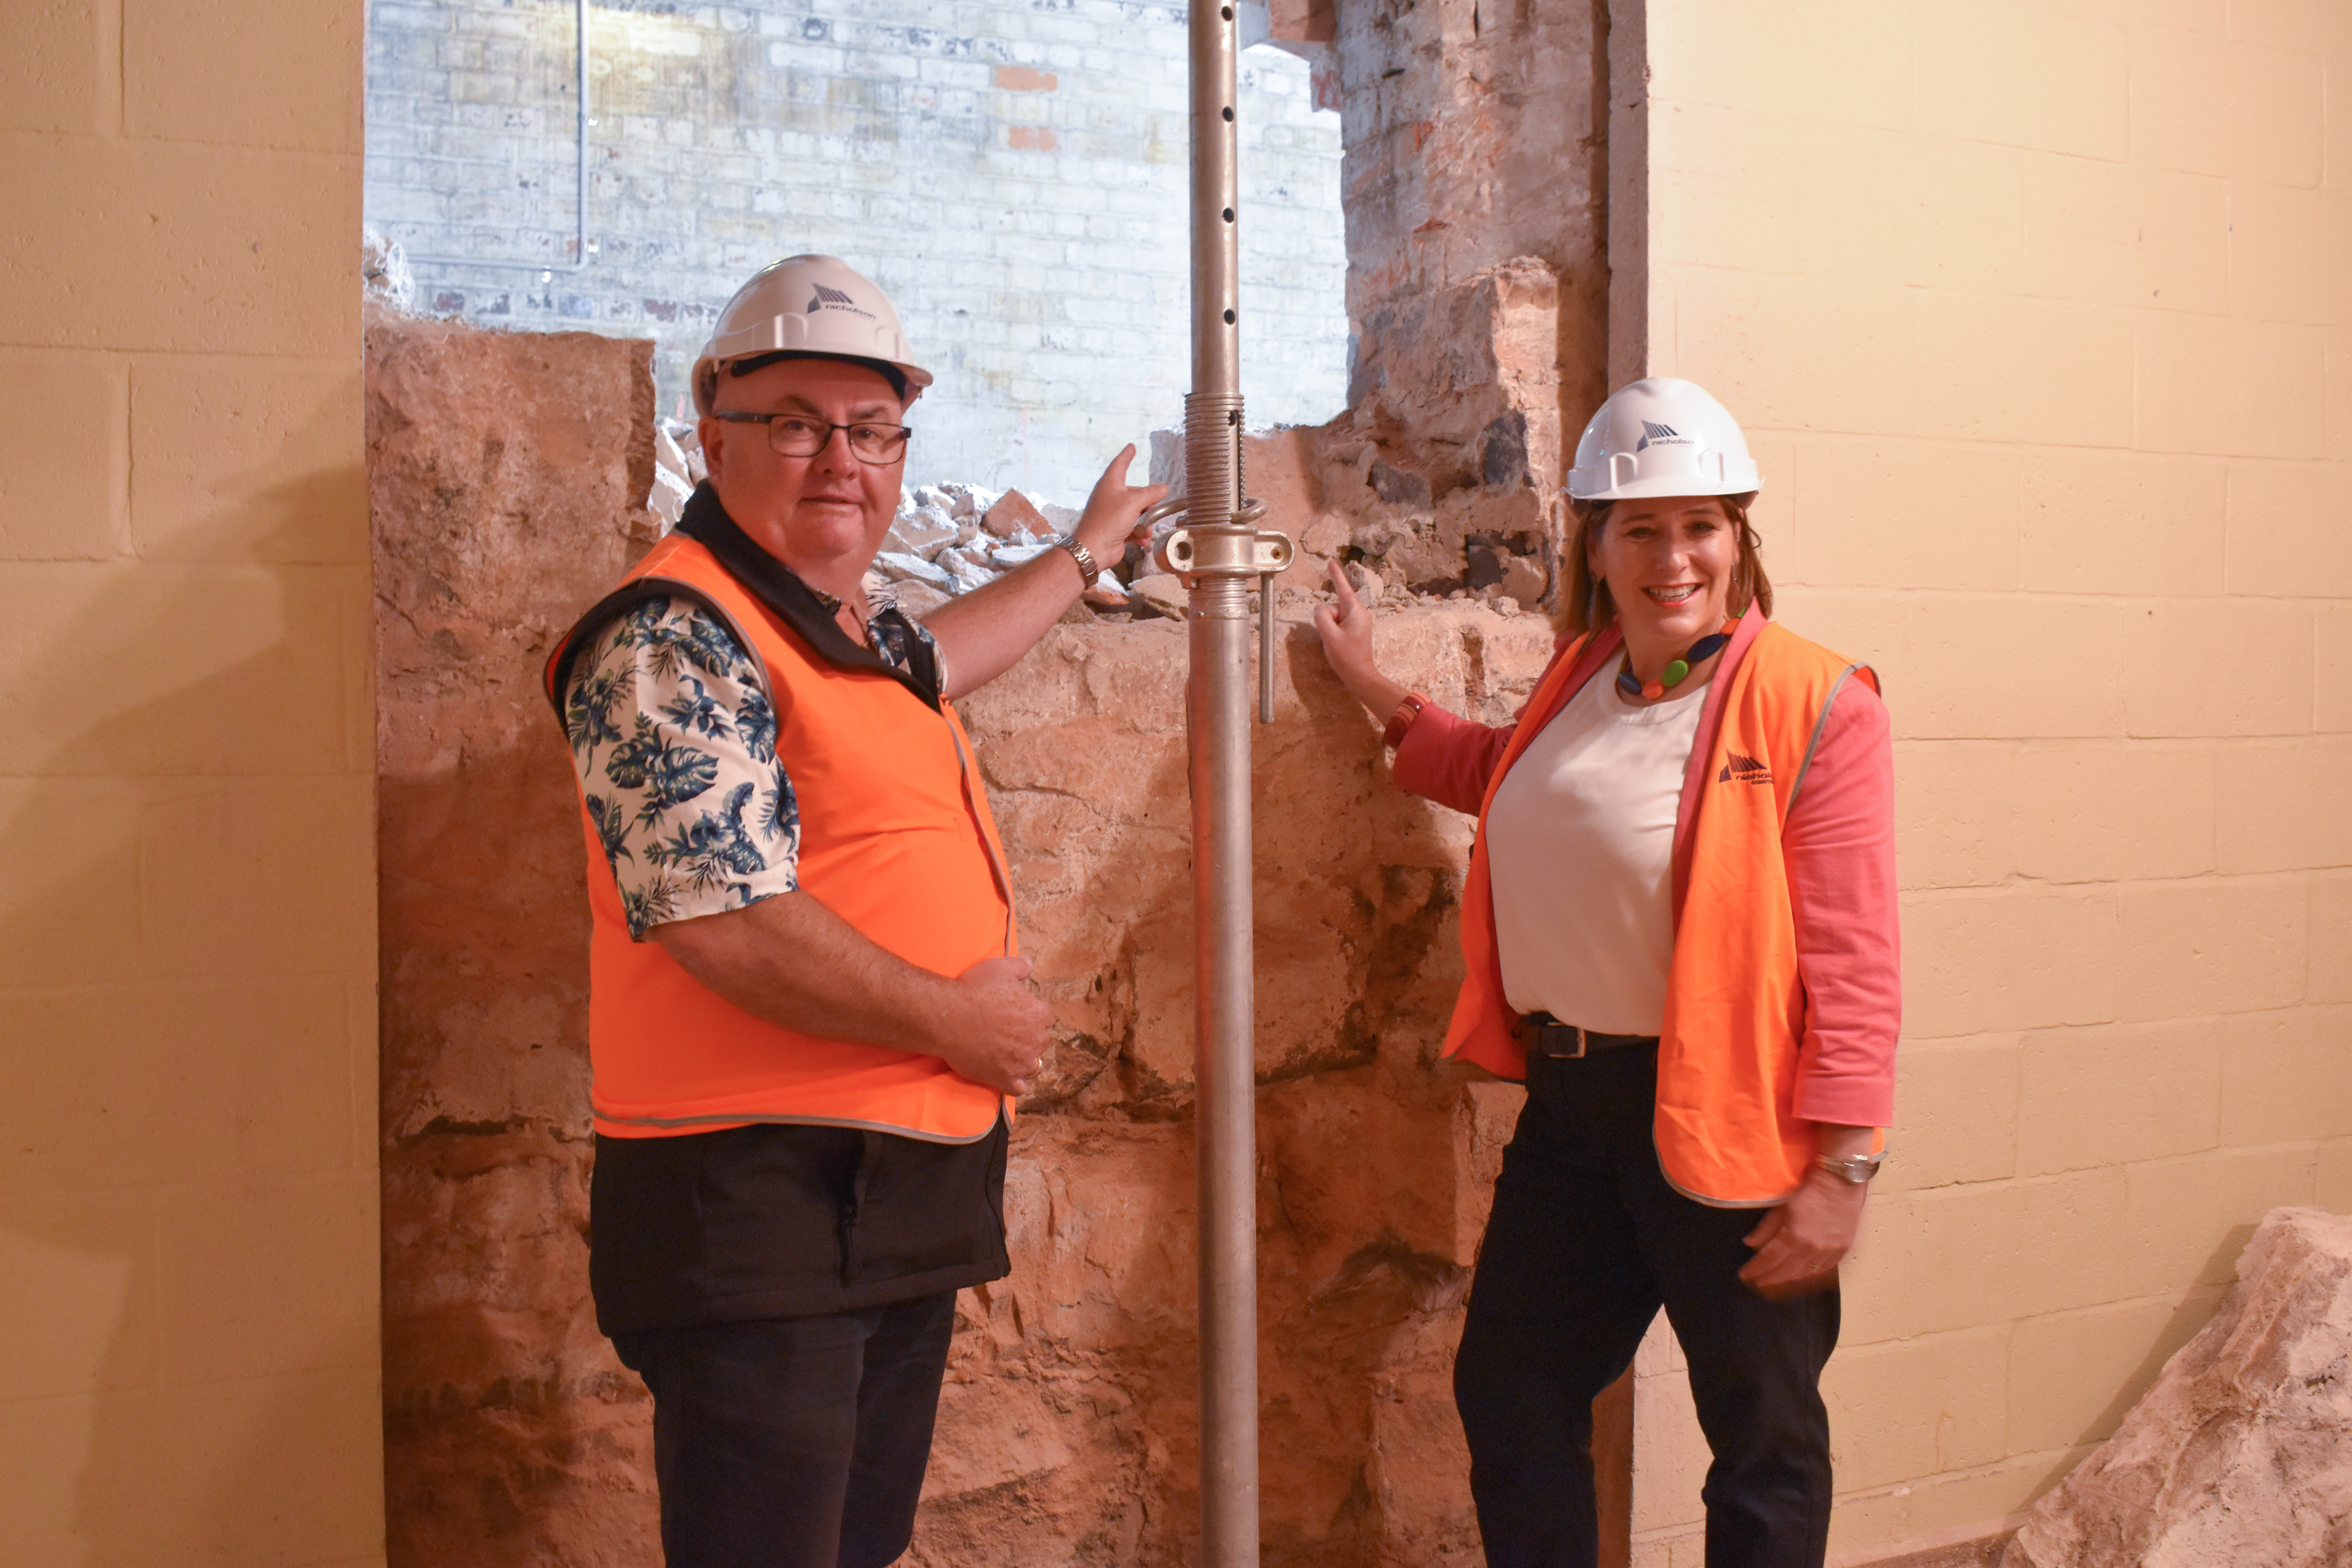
[1454,1047,1839,1568]
[612,1291,958,1568]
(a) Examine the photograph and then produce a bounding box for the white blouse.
[1484,663,1707,1036]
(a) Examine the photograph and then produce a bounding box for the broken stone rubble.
[2002,1206,2352,1568]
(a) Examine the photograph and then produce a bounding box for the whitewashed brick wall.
[365,0,1350,503]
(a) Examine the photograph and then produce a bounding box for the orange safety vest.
[1444,611,1880,1206]
[546,530,1014,1143]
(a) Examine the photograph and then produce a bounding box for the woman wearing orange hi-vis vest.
[1315,379,1900,1568]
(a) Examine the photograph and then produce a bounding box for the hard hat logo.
[690,254,935,415]
[1569,378,1760,501]
[807,283,870,319]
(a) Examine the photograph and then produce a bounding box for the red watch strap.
[1382,691,1429,751]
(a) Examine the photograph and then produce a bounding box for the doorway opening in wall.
[362,0,1350,514]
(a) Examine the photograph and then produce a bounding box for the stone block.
[2014,1020,2221,1176]
[136,778,376,981]
[0,1188,158,1402]
[2020,156,2228,315]
[0,349,127,561]
[1912,0,2127,160]
[2114,875,2308,1022]
[153,1174,377,1384]
[2136,310,2328,459]
[1786,434,2020,592]
[129,356,365,564]
[2218,1006,2352,1144]
[2122,1148,2320,1294]
[1894,741,2016,891]
[2313,872,2352,1003]
[2017,448,2223,598]
[1901,886,2118,1039]
[2216,737,2352,873]
[2004,1208,2352,1568]
[1915,292,2136,449]
[2227,181,2352,326]
[2005,1288,2229,1456]
[0,0,107,136]
[0,978,354,1196]
[1666,268,1919,439]
[2224,458,2352,597]
[1904,1169,2132,1332]
[1824,1327,2010,1492]
[1886,1037,2021,1194]
[2124,595,2315,737]
[125,0,362,151]
[0,134,360,358]
[2010,741,2214,884]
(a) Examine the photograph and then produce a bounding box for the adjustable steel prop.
[1142,5,1296,1563]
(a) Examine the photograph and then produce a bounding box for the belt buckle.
[1561,1024,1588,1059]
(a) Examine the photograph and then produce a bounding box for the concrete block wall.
[0,2,383,1565]
[363,0,1350,502]
[1626,1,2352,1562]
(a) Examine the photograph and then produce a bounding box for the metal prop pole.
[1150,4,1293,1564]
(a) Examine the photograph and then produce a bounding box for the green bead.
[1662,659,1690,687]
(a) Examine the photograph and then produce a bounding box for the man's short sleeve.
[560,595,800,939]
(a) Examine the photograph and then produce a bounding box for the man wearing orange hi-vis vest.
[543,255,1165,1568]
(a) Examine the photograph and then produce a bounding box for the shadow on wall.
[0,382,381,1561]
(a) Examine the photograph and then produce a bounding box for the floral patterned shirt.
[560,589,942,939]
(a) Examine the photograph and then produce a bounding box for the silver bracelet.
[1816,1151,1886,1185]
[1051,535,1098,583]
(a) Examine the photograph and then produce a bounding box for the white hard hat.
[1567,377,1761,501]
[691,254,934,416]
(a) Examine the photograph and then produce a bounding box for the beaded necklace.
[1617,624,1734,701]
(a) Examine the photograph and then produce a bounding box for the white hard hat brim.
[1568,446,1762,501]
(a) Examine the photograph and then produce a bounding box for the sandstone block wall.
[369,312,659,1567]
[0,1,383,1562]
[363,0,1350,495]
[364,305,1575,1565]
[1628,2,2352,1563]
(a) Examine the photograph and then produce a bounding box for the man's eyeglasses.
[712,412,913,465]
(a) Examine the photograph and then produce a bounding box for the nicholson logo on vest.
[1718,751,1772,786]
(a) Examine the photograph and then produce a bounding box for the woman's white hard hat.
[1567,377,1762,501]
[690,254,935,415]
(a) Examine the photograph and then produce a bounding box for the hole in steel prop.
[1172,4,1290,1564]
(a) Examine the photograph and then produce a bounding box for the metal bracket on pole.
[1157,521,1294,723]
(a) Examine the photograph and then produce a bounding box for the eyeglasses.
[711,411,913,465]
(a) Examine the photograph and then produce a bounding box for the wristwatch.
[1052,535,1099,583]
[1816,1151,1886,1185]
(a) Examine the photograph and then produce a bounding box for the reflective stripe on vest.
[552,532,1013,1143]
[1442,612,1879,1206]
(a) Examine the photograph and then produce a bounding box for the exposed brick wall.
[364,0,1351,501]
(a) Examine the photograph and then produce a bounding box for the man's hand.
[654,891,1054,1097]
[922,441,1167,699]
[1073,443,1169,566]
[936,955,1055,1096]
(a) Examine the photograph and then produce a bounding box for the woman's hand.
[1072,444,1168,566]
[1314,558,1410,720]
[1739,1167,1869,1301]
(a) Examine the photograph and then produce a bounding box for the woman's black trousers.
[1453,1045,1840,1568]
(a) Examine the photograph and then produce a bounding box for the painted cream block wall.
[0,2,384,1565]
[1624,0,2352,1563]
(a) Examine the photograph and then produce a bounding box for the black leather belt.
[1515,1012,1659,1059]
